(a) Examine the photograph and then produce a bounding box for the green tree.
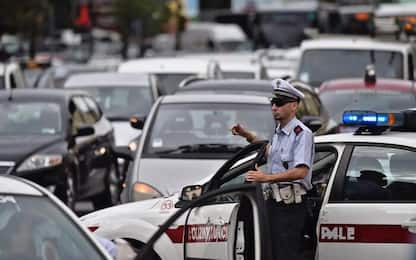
[113,0,165,58]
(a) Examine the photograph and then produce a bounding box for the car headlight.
[132,182,162,201]
[17,154,63,172]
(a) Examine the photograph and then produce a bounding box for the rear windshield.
[298,49,404,86]
[320,89,416,123]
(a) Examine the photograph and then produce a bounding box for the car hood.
[81,196,179,228]
[112,121,141,147]
[137,158,225,196]
[0,135,62,162]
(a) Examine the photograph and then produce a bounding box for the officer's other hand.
[246,165,270,183]
[231,123,248,137]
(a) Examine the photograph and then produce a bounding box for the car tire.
[55,168,77,210]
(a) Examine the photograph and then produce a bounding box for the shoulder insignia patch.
[294,125,303,136]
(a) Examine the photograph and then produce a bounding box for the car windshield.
[0,195,105,260]
[0,102,62,135]
[217,41,251,52]
[144,103,274,157]
[298,50,404,86]
[320,89,416,123]
[80,86,153,119]
[154,73,195,95]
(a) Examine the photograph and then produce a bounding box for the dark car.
[0,89,116,210]
[176,78,336,135]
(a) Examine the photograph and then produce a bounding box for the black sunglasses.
[270,98,297,107]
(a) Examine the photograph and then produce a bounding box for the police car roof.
[64,72,150,88]
[300,37,412,52]
[0,176,43,196]
[316,131,416,147]
[320,78,416,93]
[162,93,269,104]
[118,57,215,74]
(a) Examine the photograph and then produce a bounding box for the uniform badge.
[294,125,303,136]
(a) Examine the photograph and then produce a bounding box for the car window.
[0,195,105,260]
[143,103,274,157]
[154,73,195,95]
[83,96,102,122]
[0,102,62,135]
[312,148,338,200]
[342,146,416,201]
[71,96,95,126]
[303,91,320,116]
[80,87,153,119]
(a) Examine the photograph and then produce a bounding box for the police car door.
[318,144,416,260]
[182,143,266,260]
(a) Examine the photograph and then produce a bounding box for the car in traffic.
[0,89,116,209]
[295,37,416,88]
[64,72,158,148]
[318,71,416,132]
[118,57,223,95]
[0,175,113,259]
[82,108,416,260]
[124,94,275,202]
[176,78,337,135]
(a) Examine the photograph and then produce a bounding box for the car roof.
[162,93,270,104]
[0,89,87,102]
[316,132,416,148]
[300,37,412,52]
[376,3,416,17]
[64,72,150,88]
[0,176,43,195]
[118,58,213,74]
[320,78,416,93]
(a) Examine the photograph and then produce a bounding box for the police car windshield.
[320,90,416,123]
[144,103,274,157]
[0,102,63,136]
[298,50,403,86]
[79,86,153,119]
[0,195,105,260]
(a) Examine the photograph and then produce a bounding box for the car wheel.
[55,168,77,210]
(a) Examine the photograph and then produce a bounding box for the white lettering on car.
[186,224,228,242]
[321,226,355,241]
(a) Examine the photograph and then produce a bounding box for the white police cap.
[271,78,304,101]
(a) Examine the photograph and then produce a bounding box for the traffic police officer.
[231,78,314,260]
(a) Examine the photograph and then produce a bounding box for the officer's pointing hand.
[231,123,247,137]
[246,165,270,183]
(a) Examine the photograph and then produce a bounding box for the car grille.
[0,162,15,174]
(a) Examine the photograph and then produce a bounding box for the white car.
[118,57,222,95]
[82,109,416,260]
[124,94,275,202]
[64,72,158,148]
[0,175,113,259]
[295,37,416,88]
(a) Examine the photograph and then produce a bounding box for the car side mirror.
[130,116,145,130]
[74,126,94,137]
[301,116,322,132]
[180,185,203,202]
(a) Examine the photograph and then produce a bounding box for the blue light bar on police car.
[342,111,404,127]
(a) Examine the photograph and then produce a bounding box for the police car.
[81,109,416,260]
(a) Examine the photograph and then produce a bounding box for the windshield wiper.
[153,143,244,154]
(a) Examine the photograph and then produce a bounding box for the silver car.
[124,94,274,202]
